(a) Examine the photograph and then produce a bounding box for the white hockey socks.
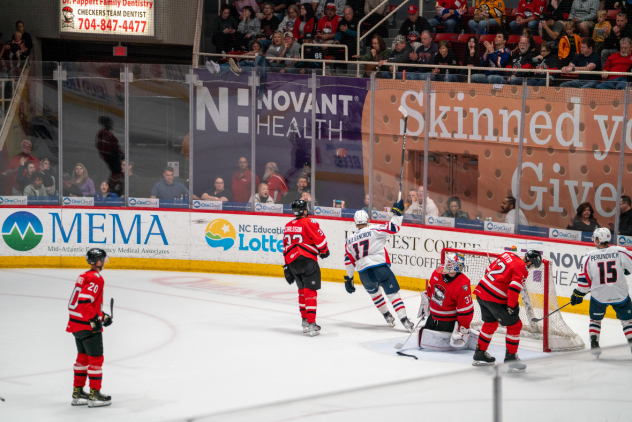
[370,292,389,315]
[387,292,408,320]
[621,319,632,341]
[589,319,602,341]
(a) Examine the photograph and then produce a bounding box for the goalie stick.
[397,106,408,201]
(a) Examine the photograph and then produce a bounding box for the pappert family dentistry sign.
[60,0,155,36]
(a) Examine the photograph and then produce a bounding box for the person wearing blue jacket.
[471,32,512,83]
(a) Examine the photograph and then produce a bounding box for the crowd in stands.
[0,20,32,74]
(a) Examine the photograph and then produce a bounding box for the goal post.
[440,248,585,353]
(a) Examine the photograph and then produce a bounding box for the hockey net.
[441,248,585,352]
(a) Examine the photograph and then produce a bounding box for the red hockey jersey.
[283,217,328,265]
[66,270,104,333]
[474,252,529,308]
[514,0,545,19]
[427,267,474,328]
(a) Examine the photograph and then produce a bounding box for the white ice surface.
[0,268,630,422]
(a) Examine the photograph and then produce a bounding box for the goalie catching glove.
[283,265,294,285]
[449,324,470,348]
[570,289,587,306]
[344,276,355,294]
[417,291,429,319]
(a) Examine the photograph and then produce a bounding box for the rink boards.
[0,206,611,317]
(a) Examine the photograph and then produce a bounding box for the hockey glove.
[570,289,586,306]
[506,304,519,316]
[319,250,330,259]
[283,265,294,285]
[103,312,113,327]
[417,291,430,319]
[344,276,355,294]
[391,199,405,216]
[89,315,102,333]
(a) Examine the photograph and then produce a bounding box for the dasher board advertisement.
[60,0,156,37]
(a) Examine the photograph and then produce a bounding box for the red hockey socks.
[477,321,499,352]
[505,319,522,354]
[298,288,307,319]
[387,292,407,320]
[370,292,388,315]
[87,355,104,391]
[304,288,317,323]
[590,319,602,341]
[73,353,89,388]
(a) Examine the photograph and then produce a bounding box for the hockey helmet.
[592,227,611,245]
[354,210,369,226]
[291,199,308,217]
[525,250,542,269]
[444,252,465,273]
[86,248,108,266]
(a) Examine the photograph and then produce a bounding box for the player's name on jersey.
[0,196,27,205]
[590,252,621,261]
[192,200,222,210]
[254,203,283,213]
[314,206,341,217]
[63,197,94,206]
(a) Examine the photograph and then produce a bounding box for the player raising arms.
[570,228,632,355]
[67,248,113,407]
[343,199,415,332]
[417,252,478,350]
[472,249,542,373]
[282,199,330,337]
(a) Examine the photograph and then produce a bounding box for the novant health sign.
[60,0,155,37]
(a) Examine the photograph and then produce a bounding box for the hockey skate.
[628,338,632,354]
[307,323,321,337]
[71,387,90,406]
[472,345,496,366]
[88,389,112,408]
[401,317,414,333]
[302,318,309,333]
[504,351,527,373]
[383,311,395,327]
[590,335,602,357]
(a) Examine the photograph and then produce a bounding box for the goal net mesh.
[444,249,585,352]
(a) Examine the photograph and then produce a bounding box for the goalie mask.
[444,252,465,273]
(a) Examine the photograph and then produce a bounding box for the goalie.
[417,252,478,351]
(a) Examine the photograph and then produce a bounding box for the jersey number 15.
[597,261,617,284]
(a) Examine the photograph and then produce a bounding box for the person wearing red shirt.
[428,0,467,34]
[595,38,632,89]
[263,162,288,202]
[510,0,545,35]
[293,3,317,41]
[231,157,260,202]
[1,139,40,195]
[472,250,542,372]
[67,248,113,407]
[316,3,341,43]
[282,200,330,336]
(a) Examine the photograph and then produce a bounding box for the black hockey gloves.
[507,304,519,316]
[89,315,102,333]
[283,265,294,285]
[103,313,113,327]
[320,250,330,259]
[570,289,586,306]
[344,276,355,294]
[391,199,405,216]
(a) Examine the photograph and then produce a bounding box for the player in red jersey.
[67,248,113,407]
[282,199,329,336]
[417,252,478,350]
[472,249,542,372]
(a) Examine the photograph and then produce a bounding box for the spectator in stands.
[510,0,545,35]
[558,20,582,64]
[506,35,538,84]
[333,199,346,208]
[250,183,275,203]
[601,13,632,66]
[62,173,84,197]
[361,193,377,213]
[400,5,432,44]
[316,3,342,44]
[202,177,232,201]
[235,0,261,17]
[613,1,632,21]
[546,0,572,22]
[279,32,302,73]
[500,196,529,225]
[72,163,95,197]
[97,181,118,198]
[539,13,565,49]
[150,166,189,199]
[528,42,563,84]
[219,41,266,75]
[16,161,36,194]
[279,5,299,34]
[212,5,238,54]
[616,195,632,235]
[263,162,288,202]
[316,0,345,18]
[432,40,459,81]
[95,116,124,196]
[272,0,294,19]
[236,6,261,51]
[595,37,632,88]
[442,196,470,219]
[38,157,55,196]
[406,188,418,211]
[569,0,599,37]
[265,32,287,70]
[293,3,317,42]
[567,202,600,231]
[296,34,323,73]
[559,37,602,86]
[354,35,390,77]
[429,0,467,34]
[460,36,483,77]
[469,0,506,35]
[301,191,312,202]
[471,32,512,83]
[121,160,142,198]
[406,30,438,80]
[593,10,612,54]
[0,21,33,71]
[363,0,389,38]
[333,6,360,66]
[282,175,309,203]
[23,173,46,197]
[257,3,281,50]
[232,157,260,202]
[2,139,39,195]
[405,186,439,216]
[376,35,413,78]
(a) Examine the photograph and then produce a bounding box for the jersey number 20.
[352,239,369,260]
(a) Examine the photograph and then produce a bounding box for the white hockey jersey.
[577,246,632,304]
[345,215,402,276]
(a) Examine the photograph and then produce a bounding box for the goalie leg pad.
[420,328,454,351]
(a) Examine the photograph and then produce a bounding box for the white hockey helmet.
[444,252,465,273]
[592,227,611,244]
[354,210,369,225]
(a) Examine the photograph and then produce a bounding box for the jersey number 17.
[352,239,369,260]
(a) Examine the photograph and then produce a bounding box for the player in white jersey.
[570,228,632,355]
[343,199,415,332]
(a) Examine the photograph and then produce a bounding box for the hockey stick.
[0,396,5,402]
[110,298,114,318]
[396,351,418,360]
[531,302,572,322]
[397,106,409,201]
[395,316,425,350]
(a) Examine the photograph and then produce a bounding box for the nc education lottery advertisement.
[60,0,155,37]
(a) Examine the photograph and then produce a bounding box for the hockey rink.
[1,268,631,422]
